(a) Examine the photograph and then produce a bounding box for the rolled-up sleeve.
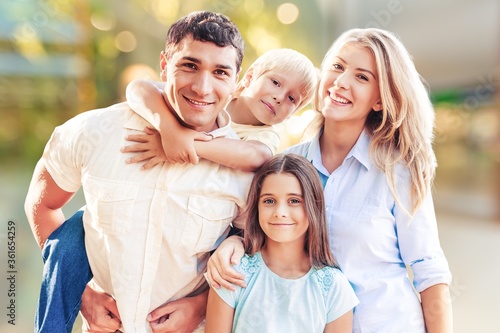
[395,170,452,292]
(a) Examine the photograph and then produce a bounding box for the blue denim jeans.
[36,210,93,333]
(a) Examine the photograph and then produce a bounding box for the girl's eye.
[263,198,275,204]
[271,79,280,87]
[288,95,296,104]
[289,198,301,204]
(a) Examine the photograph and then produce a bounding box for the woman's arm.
[421,283,453,333]
[205,288,234,333]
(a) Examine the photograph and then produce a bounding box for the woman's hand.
[206,236,246,290]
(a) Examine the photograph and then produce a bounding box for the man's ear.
[373,100,383,112]
[159,51,167,82]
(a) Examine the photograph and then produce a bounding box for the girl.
[205,154,358,333]
[207,28,453,332]
[122,48,317,172]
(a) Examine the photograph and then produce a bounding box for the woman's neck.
[260,241,311,279]
[320,121,365,173]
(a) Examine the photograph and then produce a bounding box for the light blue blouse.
[284,130,452,333]
[215,252,359,333]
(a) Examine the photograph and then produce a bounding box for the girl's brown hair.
[243,153,336,268]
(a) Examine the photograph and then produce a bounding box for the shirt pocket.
[84,176,139,235]
[182,194,237,255]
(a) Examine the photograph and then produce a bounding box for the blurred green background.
[0,0,498,332]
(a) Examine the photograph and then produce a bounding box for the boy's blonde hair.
[306,28,436,216]
[234,48,318,110]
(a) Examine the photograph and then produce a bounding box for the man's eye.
[214,69,229,76]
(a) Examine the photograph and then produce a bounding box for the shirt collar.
[309,127,372,172]
[123,105,232,139]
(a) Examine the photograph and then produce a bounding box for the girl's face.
[258,172,309,246]
[318,43,382,127]
[239,69,305,126]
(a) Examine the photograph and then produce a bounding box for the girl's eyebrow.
[337,56,377,80]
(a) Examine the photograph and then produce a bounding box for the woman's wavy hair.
[305,28,436,216]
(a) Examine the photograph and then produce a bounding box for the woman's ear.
[372,100,383,112]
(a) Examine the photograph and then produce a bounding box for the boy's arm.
[126,79,210,164]
[194,139,272,172]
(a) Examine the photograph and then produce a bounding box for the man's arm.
[25,160,75,249]
[148,289,208,333]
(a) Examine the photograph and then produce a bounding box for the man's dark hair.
[165,11,245,71]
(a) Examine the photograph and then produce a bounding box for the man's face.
[160,37,239,133]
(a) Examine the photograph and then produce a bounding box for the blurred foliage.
[0,0,498,174]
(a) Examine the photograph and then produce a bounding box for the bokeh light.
[276,3,299,25]
[90,11,116,31]
[115,31,137,53]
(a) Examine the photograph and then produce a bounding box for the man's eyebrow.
[337,56,377,80]
[182,56,234,71]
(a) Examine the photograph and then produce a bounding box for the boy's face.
[239,69,305,126]
[160,36,239,133]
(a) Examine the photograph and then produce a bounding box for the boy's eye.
[288,95,296,104]
[332,63,343,71]
[271,79,280,87]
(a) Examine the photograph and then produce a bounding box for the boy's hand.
[206,236,246,290]
[122,127,167,169]
[160,124,212,165]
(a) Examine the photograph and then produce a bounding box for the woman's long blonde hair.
[306,28,436,215]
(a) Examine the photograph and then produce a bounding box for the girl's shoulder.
[237,253,263,276]
[311,266,350,295]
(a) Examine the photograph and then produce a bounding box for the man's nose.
[192,72,212,96]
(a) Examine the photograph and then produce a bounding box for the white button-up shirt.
[285,130,452,333]
[42,102,253,332]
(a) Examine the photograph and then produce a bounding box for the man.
[25,11,252,332]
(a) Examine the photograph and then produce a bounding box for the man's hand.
[148,291,208,333]
[206,236,246,290]
[80,284,121,333]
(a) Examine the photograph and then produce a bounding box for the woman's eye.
[358,74,369,81]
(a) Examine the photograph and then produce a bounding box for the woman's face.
[318,43,382,127]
